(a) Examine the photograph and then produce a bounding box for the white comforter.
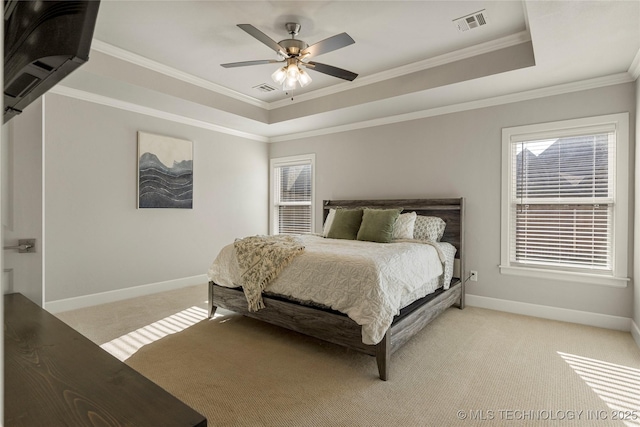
[208,234,452,345]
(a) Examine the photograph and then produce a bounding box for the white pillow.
[392,211,417,240]
[322,209,336,237]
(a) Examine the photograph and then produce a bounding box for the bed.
[207,198,465,380]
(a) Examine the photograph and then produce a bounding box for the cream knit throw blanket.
[234,235,305,312]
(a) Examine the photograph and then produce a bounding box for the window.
[270,154,315,235]
[500,114,629,287]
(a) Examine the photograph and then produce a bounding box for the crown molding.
[49,85,269,142]
[628,47,640,80]
[269,73,633,142]
[269,31,532,109]
[90,39,271,110]
[49,69,631,144]
[91,32,531,112]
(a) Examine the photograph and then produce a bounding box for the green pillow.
[357,208,402,243]
[327,209,363,240]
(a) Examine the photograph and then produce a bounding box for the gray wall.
[44,94,268,302]
[270,83,636,319]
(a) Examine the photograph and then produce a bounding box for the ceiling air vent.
[453,9,488,32]
[253,83,277,93]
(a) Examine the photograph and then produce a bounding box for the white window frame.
[269,154,316,235]
[500,113,629,287]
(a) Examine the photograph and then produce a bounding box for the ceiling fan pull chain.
[286,89,295,101]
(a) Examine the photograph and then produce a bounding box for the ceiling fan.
[221,23,358,91]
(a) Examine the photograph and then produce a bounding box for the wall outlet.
[470,270,478,282]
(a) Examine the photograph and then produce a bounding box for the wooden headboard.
[322,198,465,280]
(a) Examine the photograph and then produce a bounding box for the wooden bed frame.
[208,198,465,380]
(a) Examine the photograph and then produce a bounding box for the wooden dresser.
[4,293,207,426]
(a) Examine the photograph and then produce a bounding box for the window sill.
[499,265,629,288]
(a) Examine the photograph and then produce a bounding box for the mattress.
[208,234,456,345]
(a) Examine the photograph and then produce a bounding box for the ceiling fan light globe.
[297,69,312,87]
[283,77,297,90]
[286,63,300,80]
[271,67,287,84]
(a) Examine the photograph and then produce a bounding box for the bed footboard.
[208,280,461,380]
[208,283,372,354]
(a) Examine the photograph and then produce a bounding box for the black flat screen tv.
[4,0,100,123]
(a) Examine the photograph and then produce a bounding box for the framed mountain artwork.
[137,132,193,209]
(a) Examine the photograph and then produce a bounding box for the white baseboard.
[465,294,632,332]
[632,320,640,348]
[45,274,208,313]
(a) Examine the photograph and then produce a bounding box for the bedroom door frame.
[2,98,45,307]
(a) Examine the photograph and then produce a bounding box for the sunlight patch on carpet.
[559,351,640,426]
[100,306,216,361]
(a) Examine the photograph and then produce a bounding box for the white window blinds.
[508,129,615,272]
[272,157,313,234]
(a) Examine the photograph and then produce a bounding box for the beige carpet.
[57,284,640,427]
